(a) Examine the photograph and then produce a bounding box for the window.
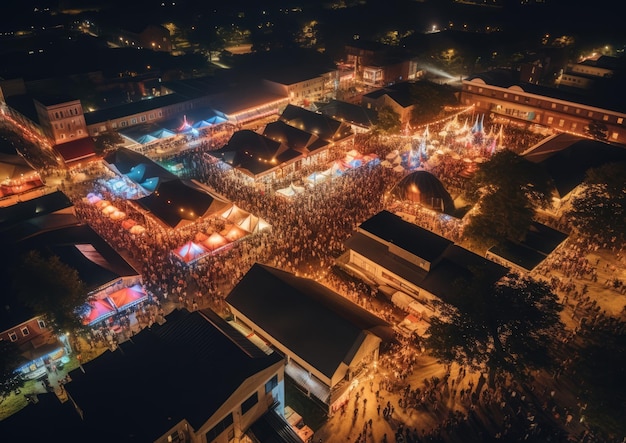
[571,123,577,130]
[38,319,46,329]
[551,103,557,109]
[576,108,581,114]
[603,115,609,121]
[140,116,146,122]
[547,117,553,124]
[120,121,127,127]
[21,327,30,336]
[558,119,565,127]
[78,129,83,135]
[205,413,233,442]
[563,106,569,111]
[265,375,278,393]
[112,123,117,128]
[587,111,593,117]
[514,96,519,101]
[149,113,154,120]
[618,117,624,124]
[503,93,508,98]
[131,118,137,124]
[9,332,17,341]
[478,87,483,93]
[612,132,619,140]
[158,111,162,117]
[241,392,258,415]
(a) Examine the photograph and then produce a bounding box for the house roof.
[279,104,353,143]
[54,137,97,164]
[103,147,177,182]
[247,409,305,443]
[357,210,453,264]
[136,179,231,229]
[2,309,283,442]
[0,190,73,231]
[83,93,188,125]
[262,120,329,155]
[316,99,378,128]
[362,82,416,108]
[209,130,302,177]
[523,133,626,197]
[226,264,392,379]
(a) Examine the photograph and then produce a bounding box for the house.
[1,309,290,443]
[339,210,508,304]
[226,263,394,414]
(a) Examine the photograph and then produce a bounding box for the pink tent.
[82,299,116,325]
[222,225,248,242]
[173,241,207,263]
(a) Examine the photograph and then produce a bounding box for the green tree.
[426,273,563,386]
[374,106,401,134]
[584,120,609,141]
[568,315,626,439]
[12,251,87,335]
[0,340,25,398]
[409,81,456,125]
[567,161,626,245]
[463,149,553,247]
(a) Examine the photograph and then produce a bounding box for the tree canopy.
[567,161,626,245]
[0,340,25,398]
[374,106,402,134]
[463,149,553,247]
[12,251,87,335]
[409,81,457,125]
[426,273,563,385]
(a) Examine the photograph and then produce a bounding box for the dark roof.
[344,232,507,303]
[54,137,97,163]
[263,66,326,86]
[247,409,304,443]
[488,240,548,272]
[263,120,328,155]
[104,147,177,181]
[316,99,378,128]
[0,190,73,230]
[2,309,283,442]
[357,210,453,264]
[33,95,78,106]
[161,76,229,99]
[279,104,353,143]
[523,133,626,197]
[13,224,139,290]
[136,179,231,229]
[344,231,428,288]
[208,85,287,116]
[226,264,391,379]
[4,94,40,123]
[390,170,455,215]
[209,130,302,177]
[362,82,416,108]
[83,94,188,125]
[523,221,568,255]
[421,245,508,305]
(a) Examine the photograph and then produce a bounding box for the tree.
[567,315,626,439]
[374,106,402,134]
[426,273,563,386]
[409,81,457,125]
[567,161,626,245]
[584,120,609,141]
[0,340,25,398]
[463,149,553,247]
[12,251,87,335]
[93,131,123,155]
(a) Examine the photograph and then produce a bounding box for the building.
[343,41,420,87]
[1,309,290,443]
[361,82,417,127]
[226,263,394,414]
[460,68,626,146]
[315,99,378,133]
[339,210,508,304]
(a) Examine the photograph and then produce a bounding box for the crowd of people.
[49,110,625,443]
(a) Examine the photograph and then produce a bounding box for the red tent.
[202,232,230,252]
[82,299,116,325]
[108,285,148,310]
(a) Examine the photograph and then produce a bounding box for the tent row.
[85,193,146,234]
[304,150,379,187]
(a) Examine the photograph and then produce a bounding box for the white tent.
[221,204,249,224]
